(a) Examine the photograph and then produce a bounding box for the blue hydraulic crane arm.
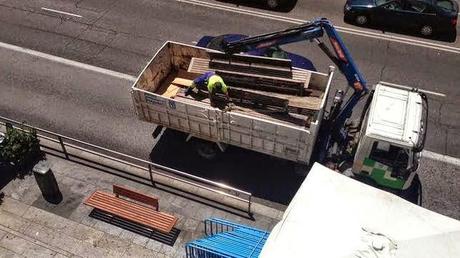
[223,18,368,94]
[224,18,369,156]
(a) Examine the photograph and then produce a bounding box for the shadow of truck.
[150,129,304,205]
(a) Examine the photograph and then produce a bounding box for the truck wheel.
[194,140,218,160]
[294,164,309,177]
[399,174,422,205]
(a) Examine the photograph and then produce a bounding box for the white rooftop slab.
[260,163,460,258]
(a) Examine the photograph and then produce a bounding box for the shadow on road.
[215,0,298,13]
[149,129,304,205]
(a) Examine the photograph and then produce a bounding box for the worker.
[186,71,230,107]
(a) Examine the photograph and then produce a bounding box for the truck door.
[360,141,411,190]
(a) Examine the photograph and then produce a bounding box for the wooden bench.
[84,185,178,233]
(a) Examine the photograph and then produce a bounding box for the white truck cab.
[353,84,427,190]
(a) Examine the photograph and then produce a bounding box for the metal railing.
[0,116,252,215]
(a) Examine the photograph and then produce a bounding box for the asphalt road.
[0,0,458,217]
[214,0,460,45]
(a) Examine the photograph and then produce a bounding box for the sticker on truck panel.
[145,94,166,106]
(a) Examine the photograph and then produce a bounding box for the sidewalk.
[0,154,279,257]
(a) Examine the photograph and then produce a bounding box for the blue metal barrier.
[186,218,269,258]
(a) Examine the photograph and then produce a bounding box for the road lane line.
[41,7,83,18]
[422,151,460,167]
[177,0,460,54]
[0,41,137,82]
[379,81,446,97]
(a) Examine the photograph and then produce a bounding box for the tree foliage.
[0,125,41,169]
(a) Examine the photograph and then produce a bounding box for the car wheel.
[420,25,433,36]
[355,15,369,25]
[266,0,280,9]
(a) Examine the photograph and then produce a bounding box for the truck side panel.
[132,42,332,164]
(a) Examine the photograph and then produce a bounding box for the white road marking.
[0,41,137,82]
[422,150,460,167]
[379,81,446,97]
[41,7,83,18]
[177,0,460,55]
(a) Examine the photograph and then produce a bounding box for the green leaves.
[0,124,41,169]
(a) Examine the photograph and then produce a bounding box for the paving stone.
[0,234,25,255]
[67,222,104,245]
[131,233,150,247]
[162,244,179,258]
[48,231,105,257]
[0,229,7,240]
[22,207,76,231]
[22,243,56,258]
[53,253,70,258]
[21,223,55,245]
[0,211,31,232]
[92,221,123,237]
[0,197,30,217]
[92,233,131,257]
[145,239,166,253]
[0,246,24,257]
[4,176,40,205]
[68,204,93,224]
[181,218,200,232]
[117,229,138,242]
[80,213,97,228]
[121,243,158,258]
[173,247,186,258]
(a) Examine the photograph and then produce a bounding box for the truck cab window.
[369,141,409,168]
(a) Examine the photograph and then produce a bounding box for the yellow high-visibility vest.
[207,75,228,94]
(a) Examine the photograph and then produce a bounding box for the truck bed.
[155,70,317,127]
[131,41,334,164]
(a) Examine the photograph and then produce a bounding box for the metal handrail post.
[148,164,156,187]
[58,136,69,159]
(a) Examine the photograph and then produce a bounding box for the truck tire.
[194,140,219,160]
[293,163,309,177]
[398,174,422,205]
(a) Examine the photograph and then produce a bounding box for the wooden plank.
[208,52,292,68]
[113,185,159,211]
[209,60,293,78]
[175,87,289,112]
[171,78,193,87]
[216,70,304,96]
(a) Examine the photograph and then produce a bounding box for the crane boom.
[223,18,369,157]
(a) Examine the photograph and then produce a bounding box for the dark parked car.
[263,0,291,9]
[196,34,316,71]
[344,0,458,36]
